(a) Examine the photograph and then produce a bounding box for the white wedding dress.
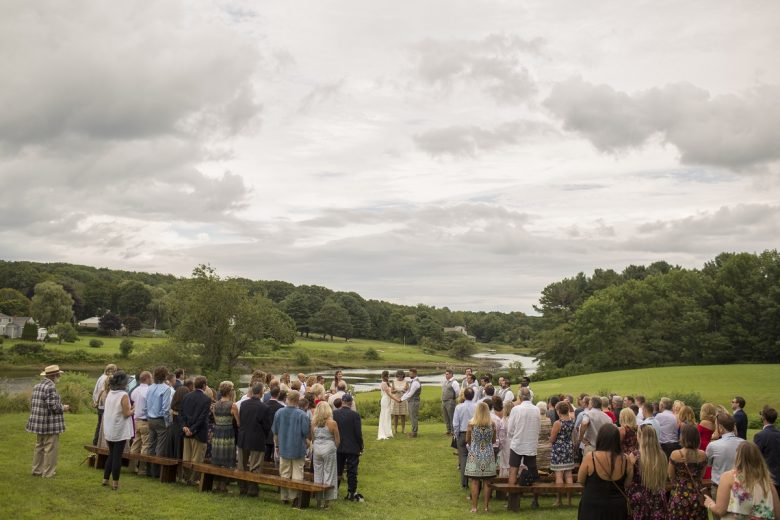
[377,381,393,440]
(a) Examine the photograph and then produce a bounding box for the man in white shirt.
[578,396,612,454]
[297,373,307,394]
[639,402,661,440]
[401,368,422,438]
[656,397,681,457]
[497,377,515,405]
[129,371,151,475]
[463,374,479,402]
[507,387,541,487]
[519,376,534,403]
[441,369,460,435]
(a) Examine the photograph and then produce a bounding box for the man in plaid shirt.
[26,365,70,478]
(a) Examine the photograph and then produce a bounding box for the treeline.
[532,251,780,379]
[0,260,537,348]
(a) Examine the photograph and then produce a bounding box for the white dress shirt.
[507,400,541,456]
[401,377,421,401]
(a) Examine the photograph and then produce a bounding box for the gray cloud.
[412,33,542,103]
[413,120,554,157]
[544,78,780,170]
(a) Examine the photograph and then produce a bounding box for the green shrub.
[647,391,705,420]
[364,347,380,361]
[0,388,31,414]
[11,342,45,356]
[88,339,104,348]
[21,322,38,341]
[119,339,134,358]
[294,351,310,366]
[57,373,92,414]
[128,341,197,374]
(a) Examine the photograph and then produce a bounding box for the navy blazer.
[754,424,780,484]
[181,389,212,443]
[238,398,273,451]
[333,407,363,455]
[265,399,284,445]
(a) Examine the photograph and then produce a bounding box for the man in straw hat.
[26,364,70,478]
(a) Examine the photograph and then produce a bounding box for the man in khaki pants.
[129,371,152,474]
[181,376,211,484]
[26,365,70,478]
[271,391,311,508]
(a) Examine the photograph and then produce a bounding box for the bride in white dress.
[377,370,398,440]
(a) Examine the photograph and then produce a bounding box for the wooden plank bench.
[182,461,331,508]
[492,482,583,511]
[83,445,179,483]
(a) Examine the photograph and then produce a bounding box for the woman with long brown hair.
[704,442,780,519]
[627,425,668,519]
[667,424,708,519]
[577,423,633,520]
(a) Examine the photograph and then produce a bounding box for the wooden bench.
[182,461,331,508]
[492,482,583,511]
[83,445,179,483]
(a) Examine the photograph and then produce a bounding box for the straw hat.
[40,365,63,377]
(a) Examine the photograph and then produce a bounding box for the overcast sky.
[1,1,779,313]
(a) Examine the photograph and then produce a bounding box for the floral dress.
[626,453,667,520]
[465,425,496,479]
[550,418,576,471]
[621,426,639,455]
[668,459,707,520]
[725,470,776,519]
[210,400,236,468]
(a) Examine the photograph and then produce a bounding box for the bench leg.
[507,492,520,513]
[299,490,311,509]
[96,453,107,470]
[160,465,176,483]
[199,473,214,492]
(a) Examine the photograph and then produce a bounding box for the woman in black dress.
[578,423,633,520]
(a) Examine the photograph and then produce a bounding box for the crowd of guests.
[30,363,365,509]
[445,370,780,518]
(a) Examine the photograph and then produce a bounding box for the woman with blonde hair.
[677,406,696,428]
[211,380,239,492]
[310,383,326,405]
[465,401,497,513]
[697,403,717,479]
[704,441,780,519]
[499,401,513,477]
[627,425,668,519]
[619,408,639,455]
[311,401,340,509]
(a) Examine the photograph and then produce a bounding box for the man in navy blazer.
[333,394,364,501]
[238,382,273,496]
[181,375,212,484]
[754,406,780,495]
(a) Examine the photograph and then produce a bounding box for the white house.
[0,313,36,339]
[78,316,101,329]
[443,325,477,341]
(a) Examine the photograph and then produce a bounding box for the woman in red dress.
[696,403,717,479]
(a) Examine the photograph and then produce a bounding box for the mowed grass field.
[43,335,168,354]
[0,413,574,520]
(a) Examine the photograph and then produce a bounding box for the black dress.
[578,452,629,520]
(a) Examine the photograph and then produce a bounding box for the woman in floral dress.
[627,425,668,519]
[619,408,639,455]
[667,424,708,519]
[704,442,780,519]
[550,401,576,507]
[465,402,497,513]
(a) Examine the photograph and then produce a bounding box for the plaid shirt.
[25,378,66,435]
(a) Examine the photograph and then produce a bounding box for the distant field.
[43,335,167,354]
[410,364,779,415]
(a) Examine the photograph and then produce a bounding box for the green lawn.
[0,413,574,520]
[528,364,780,416]
[45,335,168,354]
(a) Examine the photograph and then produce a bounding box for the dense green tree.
[22,321,39,340]
[309,300,353,341]
[337,293,372,338]
[0,288,31,316]
[30,281,74,327]
[117,281,152,321]
[99,311,123,335]
[51,322,79,343]
[280,291,317,336]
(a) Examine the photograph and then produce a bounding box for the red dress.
[696,424,713,479]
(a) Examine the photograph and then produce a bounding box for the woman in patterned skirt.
[627,425,668,519]
[550,401,577,507]
[390,370,409,434]
[211,381,239,492]
[667,424,708,519]
[465,402,497,513]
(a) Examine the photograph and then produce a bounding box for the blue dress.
[465,425,496,479]
[551,418,576,471]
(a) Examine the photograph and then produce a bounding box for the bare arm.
[121,394,133,417]
[466,423,473,445]
[231,403,240,427]
[704,471,733,516]
[549,420,562,444]
[330,419,340,447]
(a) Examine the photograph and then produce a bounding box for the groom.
[401,368,421,438]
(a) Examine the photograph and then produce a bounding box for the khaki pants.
[238,448,264,495]
[32,434,59,478]
[279,457,305,501]
[129,419,151,474]
[182,437,206,483]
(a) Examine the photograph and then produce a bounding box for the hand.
[703,495,714,509]
[63,404,70,412]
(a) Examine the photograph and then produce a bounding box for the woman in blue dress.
[550,401,577,506]
[465,401,497,513]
